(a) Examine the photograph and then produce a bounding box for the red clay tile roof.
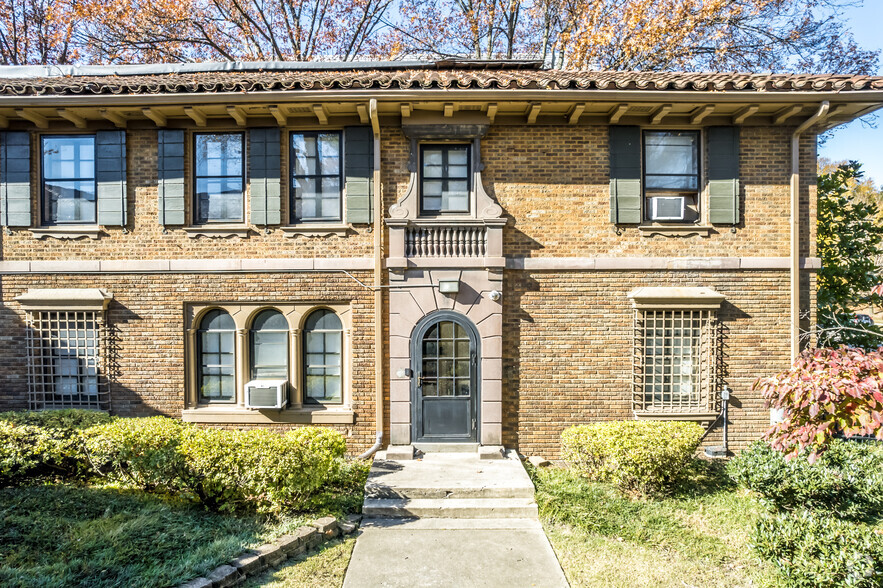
[0,68,881,96]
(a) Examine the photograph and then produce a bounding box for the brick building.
[1,60,881,458]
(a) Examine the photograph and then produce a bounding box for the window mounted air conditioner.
[650,196,686,221]
[244,380,288,409]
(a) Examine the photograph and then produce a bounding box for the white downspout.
[359,98,384,459]
[777,101,830,424]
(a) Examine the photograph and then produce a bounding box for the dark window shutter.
[157,129,186,226]
[344,126,373,224]
[707,126,740,225]
[609,126,642,224]
[0,131,31,227]
[96,130,127,226]
[249,128,281,226]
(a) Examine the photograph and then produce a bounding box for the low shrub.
[180,426,348,514]
[752,510,883,588]
[0,409,113,486]
[561,420,703,495]
[85,417,193,493]
[728,440,883,520]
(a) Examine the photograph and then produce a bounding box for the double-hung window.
[41,135,96,225]
[420,144,471,214]
[194,133,244,224]
[643,131,700,222]
[291,132,342,222]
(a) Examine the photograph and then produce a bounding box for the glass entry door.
[412,313,479,442]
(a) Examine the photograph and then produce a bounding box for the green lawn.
[531,461,778,588]
[0,484,319,588]
[244,536,356,588]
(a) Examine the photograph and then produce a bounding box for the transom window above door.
[41,135,96,225]
[420,144,471,214]
[194,132,244,224]
[291,131,342,223]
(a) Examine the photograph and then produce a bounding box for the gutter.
[790,101,830,362]
[358,98,384,460]
[1,89,882,108]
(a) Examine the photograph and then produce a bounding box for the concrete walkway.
[343,451,569,587]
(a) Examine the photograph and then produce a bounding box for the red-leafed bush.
[755,347,883,460]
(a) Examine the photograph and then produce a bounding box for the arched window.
[197,309,236,403]
[250,309,289,380]
[303,309,343,404]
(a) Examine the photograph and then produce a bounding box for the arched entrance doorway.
[411,311,480,443]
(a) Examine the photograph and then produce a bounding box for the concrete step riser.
[365,487,536,500]
[363,498,539,520]
[363,506,540,519]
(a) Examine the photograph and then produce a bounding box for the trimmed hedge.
[86,417,355,514]
[0,409,113,486]
[1,411,366,515]
[753,510,883,588]
[561,420,703,495]
[727,439,883,520]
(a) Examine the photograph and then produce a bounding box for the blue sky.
[818,1,883,185]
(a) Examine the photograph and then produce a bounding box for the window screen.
[291,132,342,222]
[42,135,96,225]
[421,144,470,214]
[26,310,107,410]
[194,133,244,223]
[303,309,342,404]
[197,309,236,403]
[250,309,289,380]
[643,131,700,193]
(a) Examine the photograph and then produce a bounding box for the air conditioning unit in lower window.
[244,380,288,409]
[650,196,686,221]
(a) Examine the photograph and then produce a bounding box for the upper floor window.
[197,309,236,403]
[643,131,700,222]
[42,135,96,225]
[194,133,244,224]
[291,132,342,223]
[250,309,289,380]
[420,144,470,214]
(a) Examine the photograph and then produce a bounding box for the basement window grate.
[26,310,109,411]
[633,309,721,414]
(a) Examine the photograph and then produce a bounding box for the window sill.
[183,225,251,239]
[30,226,103,240]
[281,224,351,237]
[638,225,713,238]
[181,406,354,424]
[634,410,719,422]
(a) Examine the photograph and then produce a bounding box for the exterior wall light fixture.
[438,280,460,294]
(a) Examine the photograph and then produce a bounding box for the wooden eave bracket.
[689,105,715,124]
[227,105,248,126]
[527,102,542,124]
[312,104,328,125]
[732,104,759,125]
[650,104,673,125]
[184,106,207,127]
[608,104,629,124]
[486,103,498,123]
[357,104,369,124]
[100,109,127,128]
[772,105,802,125]
[568,103,586,125]
[268,105,288,126]
[16,109,48,128]
[58,109,87,129]
[142,107,167,127]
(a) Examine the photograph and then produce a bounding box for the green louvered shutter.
[249,128,281,226]
[707,126,740,225]
[96,130,127,226]
[608,126,642,224]
[344,126,373,224]
[0,131,31,227]
[157,129,186,226]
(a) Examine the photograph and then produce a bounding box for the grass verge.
[531,460,777,587]
[0,481,363,588]
[243,536,356,588]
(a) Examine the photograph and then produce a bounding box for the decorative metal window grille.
[26,311,109,410]
[633,309,721,414]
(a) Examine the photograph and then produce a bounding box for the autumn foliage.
[756,347,883,461]
[0,0,878,73]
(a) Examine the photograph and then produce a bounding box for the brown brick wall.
[0,272,377,453]
[503,270,795,458]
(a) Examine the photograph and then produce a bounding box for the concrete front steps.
[361,449,539,520]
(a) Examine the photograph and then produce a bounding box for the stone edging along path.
[179,514,362,588]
